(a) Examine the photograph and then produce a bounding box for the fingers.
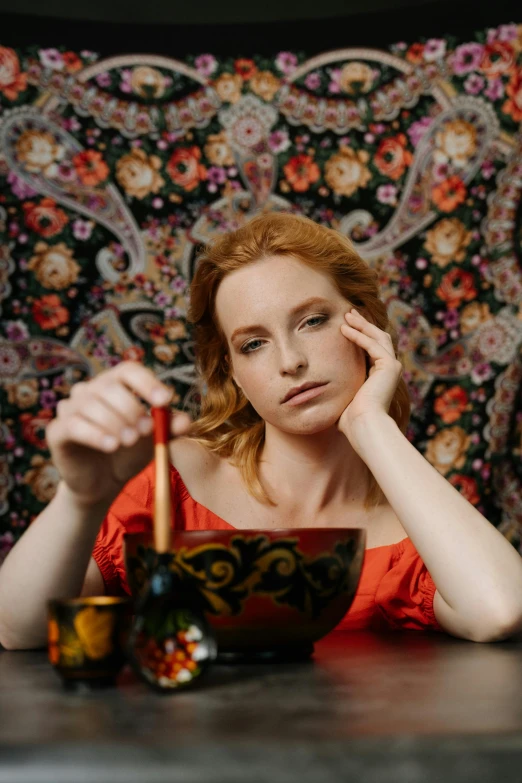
[46,414,120,453]
[68,383,151,436]
[49,362,190,454]
[99,361,173,408]
[343,310,395,357]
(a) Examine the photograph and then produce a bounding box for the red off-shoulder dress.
[92,462,443,633]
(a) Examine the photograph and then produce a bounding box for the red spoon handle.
[151,406,171,554]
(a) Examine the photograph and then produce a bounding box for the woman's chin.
[273,406,346,436]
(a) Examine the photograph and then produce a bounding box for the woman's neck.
[259,424,371,515]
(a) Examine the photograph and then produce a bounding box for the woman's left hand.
[337,308,403,440]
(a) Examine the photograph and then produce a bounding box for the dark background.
[0,0,521,55]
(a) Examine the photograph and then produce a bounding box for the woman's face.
[215,254,367,435]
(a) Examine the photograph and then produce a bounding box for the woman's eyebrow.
[230,296,332,343]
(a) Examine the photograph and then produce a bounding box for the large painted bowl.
[124,528,366,661]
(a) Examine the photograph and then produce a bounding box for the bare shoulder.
[168,436,224,492]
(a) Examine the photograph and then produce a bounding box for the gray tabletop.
[2,630,522,783]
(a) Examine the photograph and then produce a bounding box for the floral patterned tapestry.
[1,22,522,564]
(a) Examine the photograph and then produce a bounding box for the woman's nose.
[277,340,308,375]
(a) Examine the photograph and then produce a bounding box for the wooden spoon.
[126,406,217,692]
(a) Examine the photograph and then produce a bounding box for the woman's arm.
[345,411,522,643]
[338,307,522,643]
[0,482,110,650]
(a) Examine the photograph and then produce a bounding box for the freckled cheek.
[332,330,366,380]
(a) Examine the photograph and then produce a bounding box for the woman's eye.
[305,315,328,328]
[240,315,328,354]
[241,339,263,354]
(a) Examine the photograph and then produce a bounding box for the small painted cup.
[48,596,132,690]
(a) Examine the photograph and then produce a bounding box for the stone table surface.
[2,630,522,782]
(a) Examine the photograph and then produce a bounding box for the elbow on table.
[435,591,522,643]
[469,607,522,644]
[0,624,45,651]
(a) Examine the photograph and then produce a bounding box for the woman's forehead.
[215,256,342,335]
[216,255,337,306]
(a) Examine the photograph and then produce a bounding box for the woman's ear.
[224,354,243,392]
[232,373,244,393]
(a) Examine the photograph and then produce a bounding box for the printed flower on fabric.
[28,243,81,291]
[73,150,109,187]
[436,268,478,309]
[337,62,375,94]
[432,176,467,212]
[204,132,235,167]
[283,154,320,193]
[449,474,480,505]
[425,427,472,476]
[250,71,281,103]
[480,41,516,78]
[373,134,413,181]
[502,69,522,122]
[324,147,371,197]
[24,455,60,503]
[460,302,492,335]
[424,218,473,268]
[166,147,207,192]
[0,46,27,100]
[434,120,478,168]
[434,386,470,424]
[22,198,69,238]
[15,130,65,177]
[212,72,243,104]
[116,149,165,200]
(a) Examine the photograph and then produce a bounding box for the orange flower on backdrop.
[122,346,145,362]
[62,51,83,73]
[432,176,467,212]
[434,386,469,424]
[0,46,27,100]
[448,474,480,506]
[166,146,207,191]
[19,409,54,449]
[436,268,478,309]
[73,150,110,186]
[283,154,321,193]
[31,294,70,330]
[502,68,522,122]
[22,198,69,238]
[406,43,424,64]
[374,134,413,180]
[234,58,258,80]
[480,41,516,78]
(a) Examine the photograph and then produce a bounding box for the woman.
[1,211,522,650]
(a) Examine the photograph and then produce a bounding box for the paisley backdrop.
[1,19,522,564]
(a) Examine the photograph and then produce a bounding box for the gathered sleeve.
[91,466,155,596]
[374,538,443,632]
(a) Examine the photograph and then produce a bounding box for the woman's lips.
[284,383,328,406]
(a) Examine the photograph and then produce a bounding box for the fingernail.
[152,388,171,405]
[138,417,153,435]
[121,427,138,444]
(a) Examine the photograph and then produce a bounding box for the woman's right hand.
[45,362,193,508]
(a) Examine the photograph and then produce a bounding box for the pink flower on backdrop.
[423,38,446,61]
[275,51,298,75]
[407,116,432,147]
[194,54,218,77]
[450,43,484,75]
[39,48,64,70]
[304,72,321,90]
[464,73,485,95]
[484,79,504,101]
